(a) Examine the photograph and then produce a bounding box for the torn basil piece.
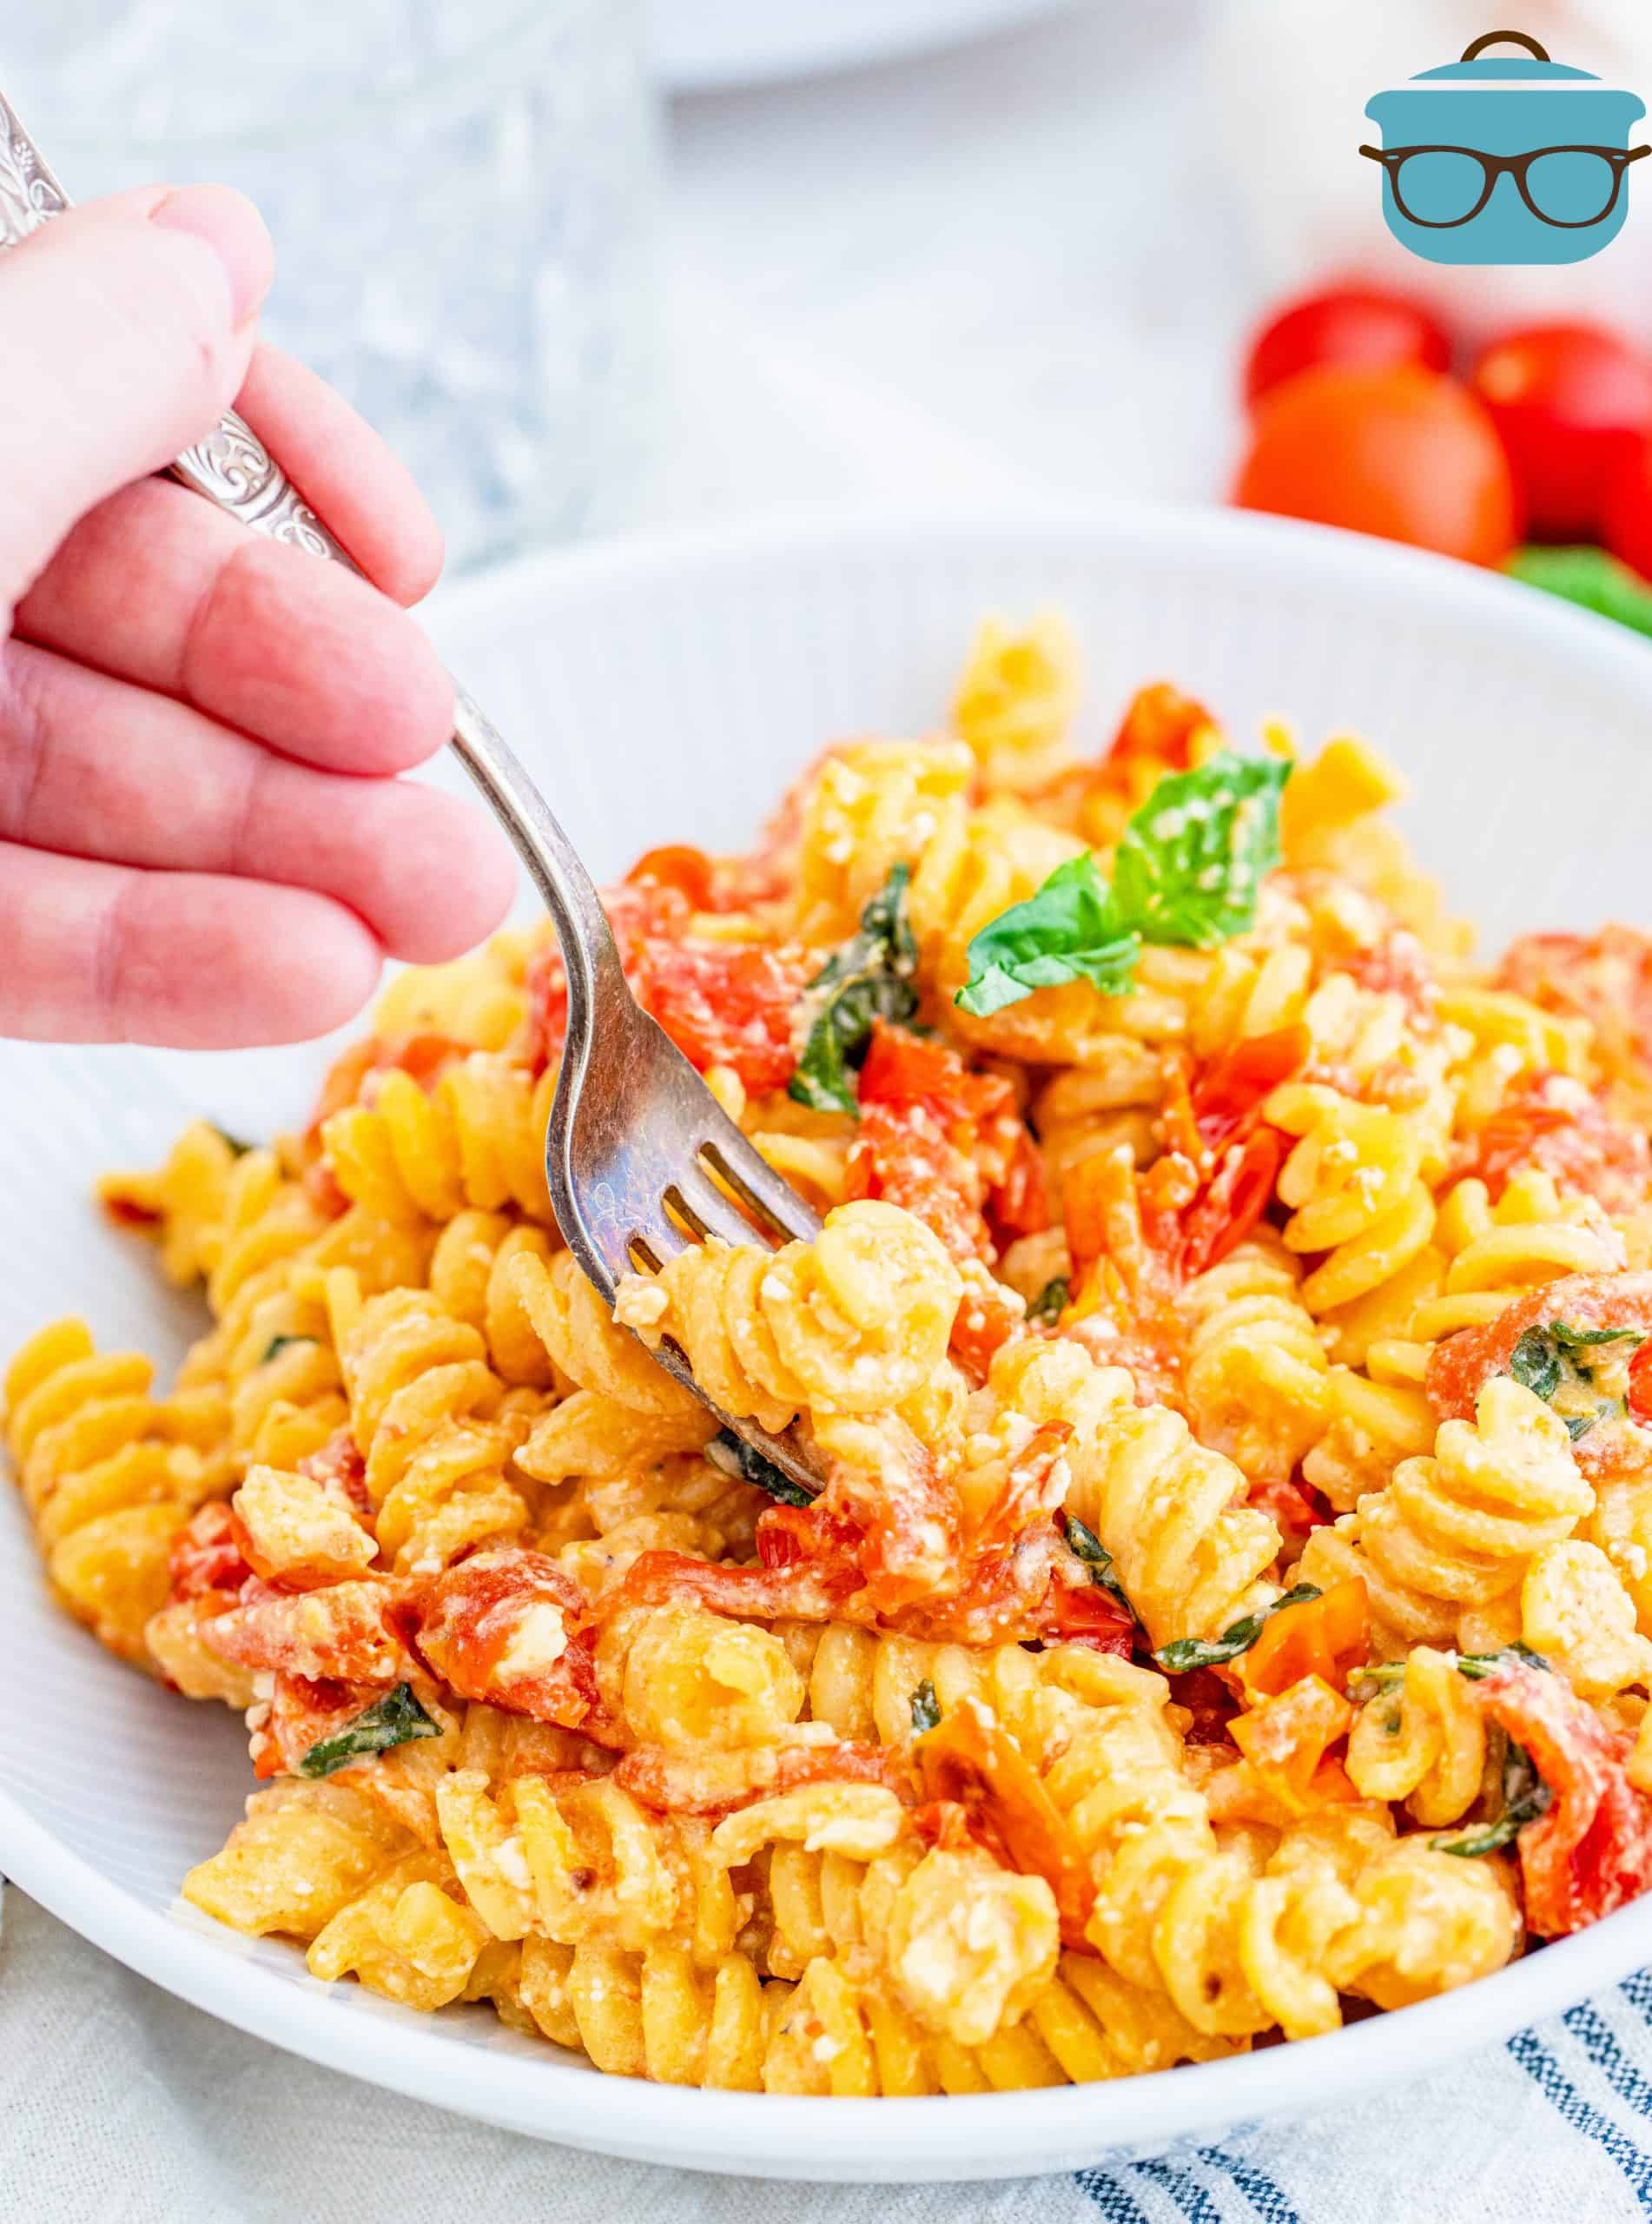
[956,750,1291,1017]
[955,852,1139,1018]
[1451,1644,1551,1682]
[1436,1737,1551,1857]
[1028,1275,1070,1326]
[1508,1320,1644,1443]
[706,1427,815,1508]
[261,1334,315,1366]
[789,863,921,1114]
[208,1123,254,1157]
[910,1678,941,1736]
[1153,1583,1321,1677]
[297,1683,440,1779]
[1061,1512,1139,1625]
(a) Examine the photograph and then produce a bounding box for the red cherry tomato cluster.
[1232,286,1652,582]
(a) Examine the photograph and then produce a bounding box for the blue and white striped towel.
[4,1883,1649,2222]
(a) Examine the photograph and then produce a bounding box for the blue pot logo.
[1362,29,1648,264]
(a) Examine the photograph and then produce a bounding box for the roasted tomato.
[1239,1579,1369,1701]
[1425,1270,1652,1470]
[413,1548,597,1730]
[915,1696,1094,1944]
[1466,1070,1650,1216]
[168,1501,253,1603]
[1497,928,1652,1104]
[1475,1658,1652,1936]
[525,880,813,1091]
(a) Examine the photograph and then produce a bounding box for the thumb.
[0,183,273,619]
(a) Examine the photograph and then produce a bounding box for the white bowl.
[6,507,1652,2182]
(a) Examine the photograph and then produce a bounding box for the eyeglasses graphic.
[1358,142,1650,228]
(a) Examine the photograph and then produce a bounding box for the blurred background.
[10,1,1652,606]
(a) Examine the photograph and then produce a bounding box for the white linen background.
[10,7,1652,2218]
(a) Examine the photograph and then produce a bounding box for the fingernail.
[149,184,274,326]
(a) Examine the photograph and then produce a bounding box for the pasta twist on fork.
[611,1200,963,1433]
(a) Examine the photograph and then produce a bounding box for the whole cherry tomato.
[1243,286,1451,415]
[1233,364,1518,566]
[1470,323,1652,540]
[1602,433,1652,583]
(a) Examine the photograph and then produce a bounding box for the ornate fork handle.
[0,83,627,1037]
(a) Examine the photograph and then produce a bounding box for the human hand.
[0,184,515,1049]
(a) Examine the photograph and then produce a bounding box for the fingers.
[0,843,386,1048]
[15,474,456,775]
[0,639,517,963]
[235,342,444,606]
[0,186,273,617]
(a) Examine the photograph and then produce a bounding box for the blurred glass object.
[8,0,660,572]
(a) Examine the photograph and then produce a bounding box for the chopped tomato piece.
[1426,1271,1652,1473]
[626,844,716,910]
[525,880,812,1092]
[1239,1579,1369,1701]
[1187,1025,1311,1157]
[1104,682,1213,781]
[168,1501,253,1603]
[413,1548,597,1731]
[251,1673,363,1781]
[102,1193,163,1229]
[915,1696,1094,1945]
[1475,1658,1652,1936]
[305,1033,470,1141]
[1467,1071,1650,1215]
[1340,930,1435,1016]
[1222,1673,1357,1821]
[1178,1129,1285,1277]
[202,1579,413,1686]
[849,1024,1042,1272]
[298,1430,373,1519]
[1498,928,1652,1094]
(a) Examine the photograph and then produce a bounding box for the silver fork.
[0,89,825,1496]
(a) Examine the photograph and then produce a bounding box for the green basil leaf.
[208,1123,254,1157]
[955,751,1289,1018]
[1452,1644,1551,1682]
[1507,1320,1638,1441]
[1567,1402,1621,1443]
[1436,1737,1552,1857]
[297,1683,440,1779]
[910,1678,941,1736]
[1061,1512,1140,1625]
[261,1334,315,1366]
[705,1427,816,1507]
[1028,1275,1070,1327]
[789,864,920,1113]
[1153,1583,1321,1676]
[1107,751,1290,950]
[1551,1323,1645,1351]
[1510,1326,1563,1403]
[955,852,1140,1019]
[1506,545,1652,643]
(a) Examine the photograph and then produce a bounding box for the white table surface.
[647,2,1247,528]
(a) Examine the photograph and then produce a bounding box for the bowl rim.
[12,500,1652,2181]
